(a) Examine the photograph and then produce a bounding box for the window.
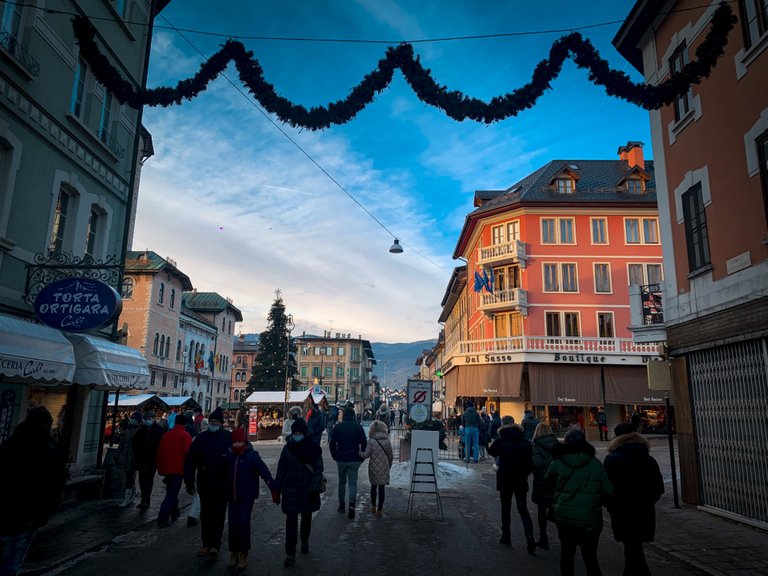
[739,0,768,49]
[626,179,645,194]
[84,208,99,259]
[1,2,22,39]
[153,333,159,355]
[541,218,556,244]
[563,313,580,338]
[351,348,360,361]
[324,366,332,379]
[561,264,577,292]
[170,289,175,309]
[556,178,575,194]
[222,318,225,331]
[682,183,711,271]
[349,367,360,379]
[48,188,71,253]
[757,130,768,228]
[594,263,611,293]
[164,337,170,358]
[158,282,165,304]
[311,367,320,378]
[543,264,559,291]
[337,347,345,356]
[597,312,615,338]
[98,89,113,144]
[70,58,87,118]
[150,371,156,386]
[121,277,134,299]
[625,219,640,244]
[643,219,659,243]
[301,366,308,378]
[507,220,520,241]
[173,375,178,389]
[176,341,182,362]
[545,312,561,337]
[228,321,232,334]
[591,218,607,244]
[492,224,504,245]
[669,43,692,121]
[114,0,128,18]
[559,219,575,243]
[162,373,167,388]
[495,265,520,291]
[628,263,664,285]
[336,366,344,378]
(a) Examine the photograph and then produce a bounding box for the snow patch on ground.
[389,460,481,488]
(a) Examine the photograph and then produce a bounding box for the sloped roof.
[124,250,193,290]
[183,292,243,322]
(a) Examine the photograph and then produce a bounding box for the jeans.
[500,488,534,542]
[336,460,362,506]
[557,526,602,576]
[370,485,386,509]
[200,493,228,549]
[157,474,183,524]
[464,427,479,463]
[0,530,36,576]
[285,512,312,555]
[228,498,256,553]
[137,466,156,505]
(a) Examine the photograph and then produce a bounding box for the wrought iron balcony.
[0,31,40,76]
[479,287,528,314]
[99,129,126,159]
[477,240,527,267]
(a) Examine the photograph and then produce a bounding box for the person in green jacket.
[545,427,613,576]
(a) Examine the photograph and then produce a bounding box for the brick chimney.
[618,141,644,169]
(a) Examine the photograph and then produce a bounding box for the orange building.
[614,0,768,526]
[442,143,663,439]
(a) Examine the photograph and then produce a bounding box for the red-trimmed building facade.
[440,143,664,440]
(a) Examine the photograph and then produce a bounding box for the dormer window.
[626,178,645,194]
[556,178,575,194]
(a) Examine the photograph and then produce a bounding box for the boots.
[227,552,239,568]
[348,504,355,519]
[119,488,134,508]
[237,552,248,570]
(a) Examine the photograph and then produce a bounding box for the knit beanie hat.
[232,427,247,443]
[209,407,224,422]
[291,418,308,435]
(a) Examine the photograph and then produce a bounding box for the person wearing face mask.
[184,407,232,560]
[131,410,165,511]
[273,418,324,568]
[225,428,276,570]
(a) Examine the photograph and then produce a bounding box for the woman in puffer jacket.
[545,427,613,576]
[359,420,393,516]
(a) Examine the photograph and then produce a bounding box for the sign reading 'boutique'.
[34,278,122,332]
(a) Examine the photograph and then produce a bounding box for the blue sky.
[131,0,651,343]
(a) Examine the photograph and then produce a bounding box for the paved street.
[23,434,767,576]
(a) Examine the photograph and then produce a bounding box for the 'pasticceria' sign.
[34,278,122,332]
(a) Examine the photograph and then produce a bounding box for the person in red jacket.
[156,413,192,527]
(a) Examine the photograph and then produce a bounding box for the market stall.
[243,390,311,441]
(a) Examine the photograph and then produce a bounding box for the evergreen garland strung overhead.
[72,2,736,130]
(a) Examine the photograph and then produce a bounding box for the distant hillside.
[236,334,436,389]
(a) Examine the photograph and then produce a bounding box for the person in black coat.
[184,407,232,559]
[329,407,366,517]
[131,409,165,510]
[487,424,536,554]
[225,427,275,570]
[0,406,67,576]
[274,419,324,568]
[604,423,664,576]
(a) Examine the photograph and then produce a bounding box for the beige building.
[293,331,376,415]
[231,334,259,403]
[120,251,242,412]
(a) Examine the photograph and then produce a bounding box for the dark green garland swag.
[72,2,736,130]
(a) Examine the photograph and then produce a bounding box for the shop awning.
[604,365,671,405]
[244,390,310,404]
[529,364,603,405]
[66,334,149,390]
[107,393,158,407]
[0,313,75,384]
[447,364,523,398]
[163,396,201,409]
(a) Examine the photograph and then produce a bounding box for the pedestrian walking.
[0,406,67,576]
[546,427,613,576]
[132,409,165,510]
[359,420,393,516]
[116,410,142,508]
[461,403,481,463]
[329,406,367,518]
[531,422,559,550]
[521,409,540,442]
[184,407,232,559]
[305,396,326,445]
[375,404,389,424]
[273,419,324,568]
[156,413,192,527]
[596,408,608,442]
[604,423,664,576]
[479,407,491,460]
[281,406,302,442]
[182,409,200,526]
[487,423,536,554]
[226,427,276,571]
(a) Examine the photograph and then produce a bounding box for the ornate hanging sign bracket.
[24,252,122,306]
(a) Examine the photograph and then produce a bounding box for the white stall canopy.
[0,313,75,384]
[66,334,150,390]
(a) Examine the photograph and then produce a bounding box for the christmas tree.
[245,290,296,395]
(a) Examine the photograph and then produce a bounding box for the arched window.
[176,340,181,361]
[170,288,175,309]
[222,317,225,331]
[235,373,240,382]
[121,277,134,299]
[158,282,165,304]
[189,341,195,365]
[228,320,232,334]
[153,333,159,355]
[164,337,170,358]
[159,335,165,357]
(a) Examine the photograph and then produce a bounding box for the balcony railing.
[0,31,40,76]
[99,129,126,159]
[479,287,528,313]
[456,335,657,356]
[477,240,527,266]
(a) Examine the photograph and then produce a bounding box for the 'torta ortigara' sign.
[34,278,122,332]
